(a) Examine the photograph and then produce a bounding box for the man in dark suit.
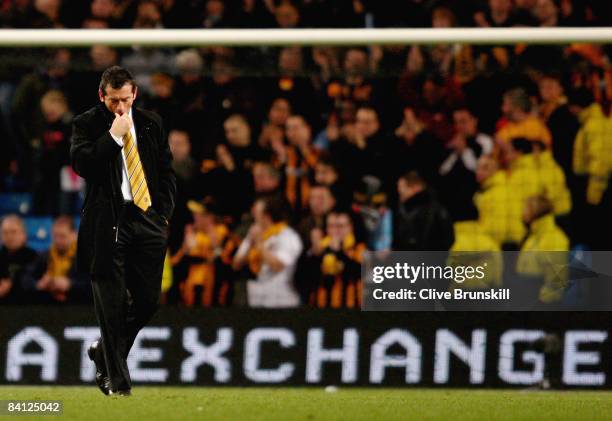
[70,66,176,396]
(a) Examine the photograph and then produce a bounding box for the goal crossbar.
[0,27,611,47]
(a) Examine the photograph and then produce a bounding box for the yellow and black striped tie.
[124,130,151,211]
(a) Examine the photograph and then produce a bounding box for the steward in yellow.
[517,196,569,304]
[448,207,503,291]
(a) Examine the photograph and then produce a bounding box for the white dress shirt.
[236,225,303,308]
[109,109,138,201]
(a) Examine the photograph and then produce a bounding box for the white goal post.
[0,27,611,47]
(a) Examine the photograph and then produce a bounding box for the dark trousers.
[91,202,167,391]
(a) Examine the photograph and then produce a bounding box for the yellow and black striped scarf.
[46,242,76,278]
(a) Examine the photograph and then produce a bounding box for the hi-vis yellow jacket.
[534,151,571,216]
[517,214,569,303]
[506,155,541,242]
[476,153,570,246]
[573,104,612,205]
[475,171,518,245]
[448,221,503,289]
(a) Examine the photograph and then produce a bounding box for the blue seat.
[24,217,54,252]
[0,193,33,216]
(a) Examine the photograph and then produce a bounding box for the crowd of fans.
[2,0,612,29]
[1,0,612,308]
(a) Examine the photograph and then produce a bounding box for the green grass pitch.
[1,386,612,420]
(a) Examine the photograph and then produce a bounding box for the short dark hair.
[400,170,426,188]
[328,207,352,220]
[253,161,281,180]
[310,183,332,193]
[327,206,356,230]
[260,195,289,223]
[310,183,335,202]
[99,66,136,95]
[504,88,532,113]
[541,70,563,83]
[453,105,476,117]
[317,153,339,171]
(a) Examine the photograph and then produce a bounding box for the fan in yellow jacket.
[534,150,571,216]
[506,145,541,243]
[517,196,569,303]
[447,216,503,290]
[573,104,612,205]
[475,155,514,246]
[506,138,572,232]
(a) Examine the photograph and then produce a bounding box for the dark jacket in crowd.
[331,130,399,198]
[395,131,446,190]
[359,130,401,195]
[392,188,454,251]
[0,245,38,304]
[547,103,580,180]
[33,115,73,215]
[439,135,489,221]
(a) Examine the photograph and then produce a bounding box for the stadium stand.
[1,0,611,308]
[0,192,32,215]
[23,216,53,252]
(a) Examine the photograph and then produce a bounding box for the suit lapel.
[132,108,149,155]
[95,104,124,190]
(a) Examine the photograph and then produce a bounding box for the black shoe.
[110,389,131,397]
[88,340,110,396]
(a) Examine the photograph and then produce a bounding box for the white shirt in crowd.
[236,225,303,308]
[109,108,139,201]
[439,133,493,176]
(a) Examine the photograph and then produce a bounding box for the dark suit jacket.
[70,103,176,275]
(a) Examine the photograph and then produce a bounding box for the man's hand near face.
[36,273,52,291]
[449,134,467,153]
[110,113,132,139]
[0,278,12,298]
